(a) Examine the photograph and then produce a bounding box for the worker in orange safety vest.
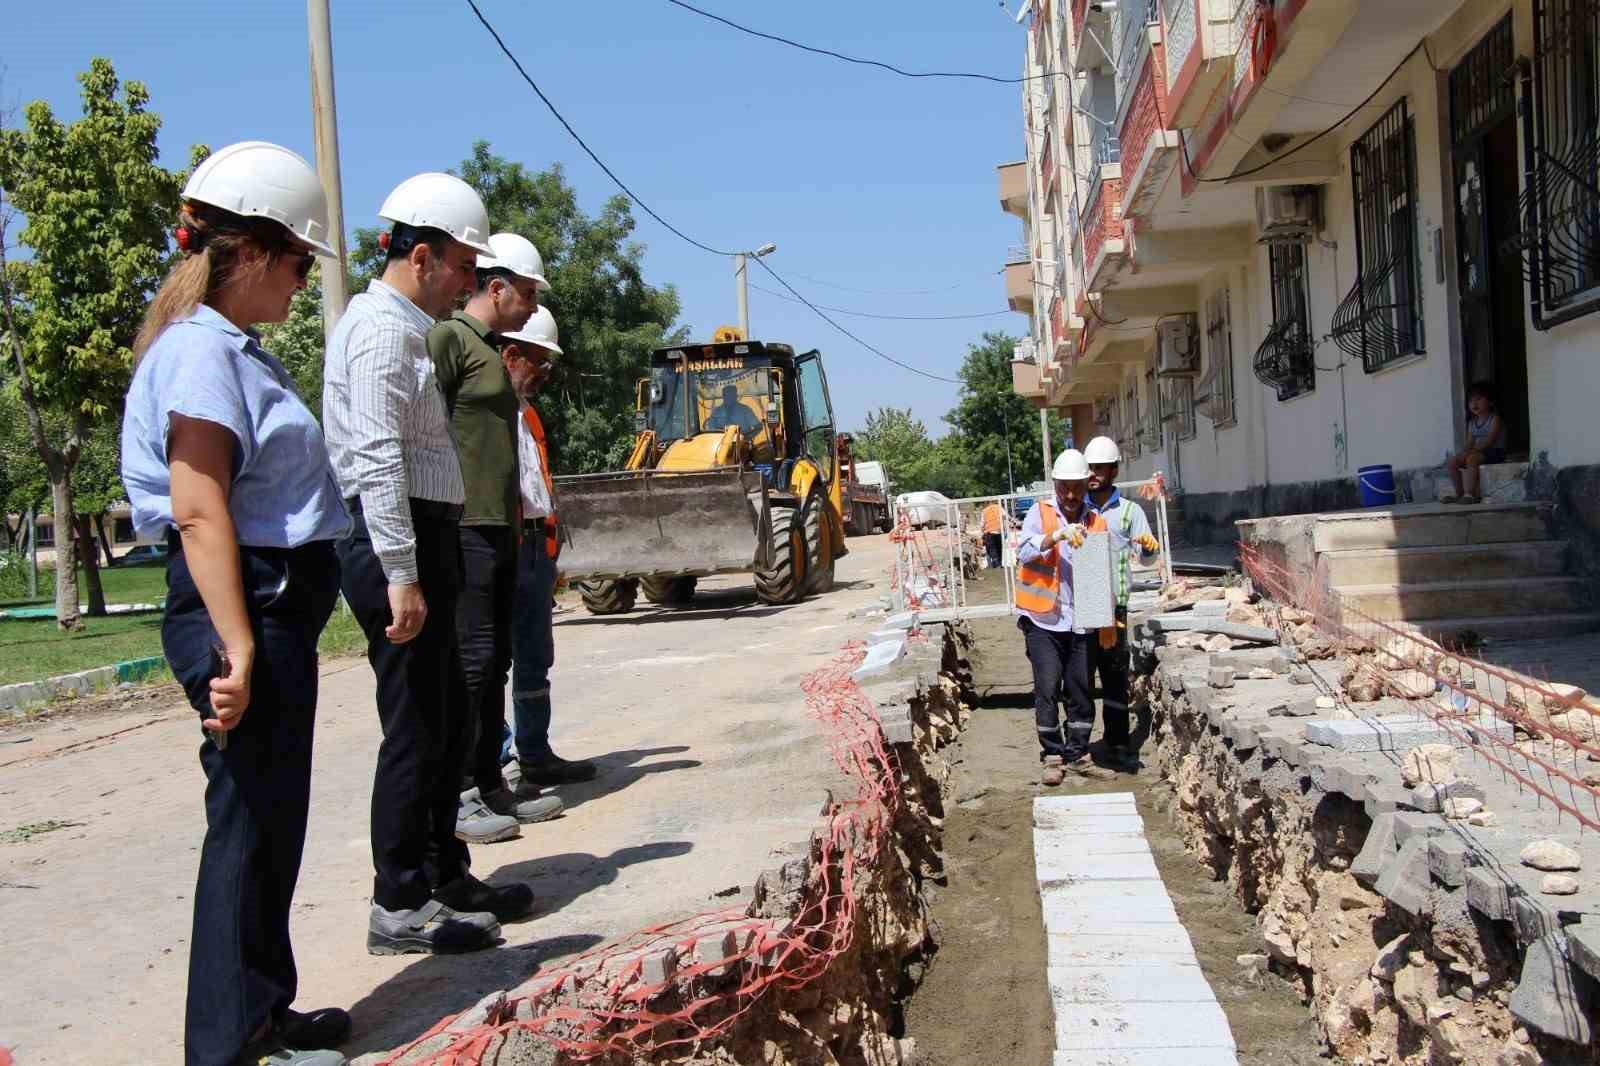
[980,500,1007,569]
[1014,449,1117,786]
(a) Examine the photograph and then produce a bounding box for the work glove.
[1137,533,1161,554]
[1054,524,1087,549]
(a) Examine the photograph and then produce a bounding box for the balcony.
[1113,0,1161,112]
[1005,259,1035,314]
[1118,39,1181,219]
[1082,173,1125,292]
[998,161,1028,217]
[1071,0,1113,73]
[1160,0,1241,130]
[1039,135,1055,195]
[1012,356,1046,401]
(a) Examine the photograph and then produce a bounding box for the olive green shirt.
[427,311,519,526]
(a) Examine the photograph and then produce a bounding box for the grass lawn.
[0,564,169,609]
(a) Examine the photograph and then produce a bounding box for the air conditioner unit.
[1256,185,1322,244]
[1156,314,1200,376]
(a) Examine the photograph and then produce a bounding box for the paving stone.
[1303,712,1514,753]
[1508,933,1594,1045]
[1427,836,1477,888]
[1192,600,1229,617]
[1035,831,1152,859]
[1375,837,1434,919]
[1047,962,1217,1004]
[1039,881,1182,925]
[1363,782,1420,818]
[1512,895,1563,943]
[1145,615,1279,644]
[1464,867,1517,921]
[1566,925,1600,982]
[1051,1000,1236,1053]
[1036,849,1162,886]
[1053,1051,1241,1066]
[1047,931,1198,966]
[1391,812,1448,848]
[1352,813,1399,887]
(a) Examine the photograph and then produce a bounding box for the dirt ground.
[0,536,901,1065]
[903,569,1327,1065]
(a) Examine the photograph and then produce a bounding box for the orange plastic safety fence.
[1240,543,1600,830]
[378,640,903,1064]
[889,511,954,612]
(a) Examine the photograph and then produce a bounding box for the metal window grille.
[1142,365,1164,451]
[1332,100,1425,371]
[1162,374,1197,441]
[1122,378,1142,458]
[1203,287,1237,426]
[1255,242,1315,400]
[1449,16,1515,145]
[1511,0,1600,327]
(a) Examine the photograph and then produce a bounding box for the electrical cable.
[660,0,1063,83]
[783,271,985,296]
[748,283,1011,320]
[463,0,965,386]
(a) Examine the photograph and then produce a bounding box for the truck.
[837,434,891,536]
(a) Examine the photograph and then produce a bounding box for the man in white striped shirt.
[324,172,531,956]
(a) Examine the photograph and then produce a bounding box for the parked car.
[111,544,169,568]
[894,491,954,529]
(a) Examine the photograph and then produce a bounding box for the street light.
[735,243,778,338]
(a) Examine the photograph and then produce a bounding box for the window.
[795,351,837,484]
[1520,0,1600,327]
[1142,364,1166,452]
[1201,287,1237,426]
[1332,99,1424,370]
[1163,375,1197,442]
[1254,242,1315,400]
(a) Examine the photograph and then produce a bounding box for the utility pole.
[734,243,777,337]
[308,0,350,340]
[1000,405,1016,495]
[1040,407,1051,480]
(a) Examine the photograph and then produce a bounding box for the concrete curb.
[0,655,167,715]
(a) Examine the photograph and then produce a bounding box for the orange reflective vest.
[1015,501,1107,623]
[519,404,561,561]
[981,502,1004,535]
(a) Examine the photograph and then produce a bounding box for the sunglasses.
[281,247,316,282]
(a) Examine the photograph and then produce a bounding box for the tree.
[852,407,977,499]
[257,272,328,416]
[0,59,191,626]
[944,332,1067,496]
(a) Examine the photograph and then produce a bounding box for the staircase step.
[1415,462,1529,503]
[1323,542,1568,587]
[1314,502,1552,552]
[1405,612,1600,643]
[1338,576,1590,621]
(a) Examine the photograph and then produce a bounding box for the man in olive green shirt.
[429,233,591,846]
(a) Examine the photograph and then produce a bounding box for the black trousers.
[1088,606,1132,750]
[338,507,470,911]
[983,532,1003,569]
[1019,617,1093,760]
[457,525,516,793]
[163,539,339,1066]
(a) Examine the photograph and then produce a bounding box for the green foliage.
[852,407,977,499]
[944,332,1066,495]
[256,273,328,415]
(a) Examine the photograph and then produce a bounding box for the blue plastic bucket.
[1356,464,1397,507]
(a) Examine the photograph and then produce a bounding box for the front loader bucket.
[553,467,771,581]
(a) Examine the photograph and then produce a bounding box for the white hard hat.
[182,141,337,257]
[479,232,550,292]
[1084,436,1122,464]
[501,305,562,356]
[1051,448,1090,480]
[377,172,494,255]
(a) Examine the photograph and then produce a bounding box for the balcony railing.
[1092,124,1122,166]
[1039,135,1054,189]
[1230,0,1255,93]
[1115,0,1161,105]
[1118,45,1167,202]
[1082,175,1125,275]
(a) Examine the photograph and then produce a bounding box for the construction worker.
[428,233,569,840]
[704,382,763,435]
[1015,449,1115,785]
[1083,436,1161,771]
[494,308,599,794]
[323,173,521,956]
[123,141,349,1065]
[980,499,1007,569]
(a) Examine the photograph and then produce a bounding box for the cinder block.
[1465,867,1516,921]
[1303,712,1514,753]
[1509,933,1594,1045]
[1352,813,1399,887]
[1073,531,1117,630]
[1375,837,1434,919]
[1427,836,1476,888]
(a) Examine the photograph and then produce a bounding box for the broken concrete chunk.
[1400,743,1457,787]
[1520,839,1582,872]
[1441,797,1483,820]
[1145,615,1280,643]
[1289,668,1313,686]
[1352,812,1399,887]
[1387,670,1438,700]
[1370,933,1411,983]
[1541,874,1580,896]
[1315,696,1337,709]
[1466,810,1497,827]
[1247,667,1276,680]
[1209,667,1235,689]
[1509,933,1594,1045]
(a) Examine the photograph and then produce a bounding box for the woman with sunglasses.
[123,141,352,1066]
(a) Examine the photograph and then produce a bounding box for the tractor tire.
[641,575,698,606]
[754,505,806,605]
[578,578,638,615]
[802,491,836,596]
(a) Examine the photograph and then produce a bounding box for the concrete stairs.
[1312,500,1600,642]
[1411,460,1530,504]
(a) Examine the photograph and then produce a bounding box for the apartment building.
[999,0,1600,544]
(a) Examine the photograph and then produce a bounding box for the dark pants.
[1019,617,1093,760]
[163,539,339,1066]
[457,525,516,792]
[983,532,1003,569]
[511,526,558,762]
[338,506,470,910]
[1088,606,1132,750]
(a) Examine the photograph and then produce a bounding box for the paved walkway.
[1034,792,1239,1065]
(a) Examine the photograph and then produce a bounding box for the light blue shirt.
[1014,498,1087,633]
[122,304,351,548]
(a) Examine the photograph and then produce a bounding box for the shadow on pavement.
[541,745,702,813]
[343,931,605,1057]
[554,585,799,626]
[487,840,695,921]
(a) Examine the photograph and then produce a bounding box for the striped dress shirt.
[323,279,465,584]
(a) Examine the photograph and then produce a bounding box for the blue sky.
[8,0,1031,433]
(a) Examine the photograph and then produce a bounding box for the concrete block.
[1192,599,1230,617]
[1039,880,1182,925]
[1053,1052,1241,1066]
[1509,933,1593,1045]
[1036,848,1162,886]
[851,637,905,680]
[1391,812,1448,848]
[1035,831,1152,858]
[1566,925,1600,983]
[690,928,740,977]
[1513,895,1563,944]
[1035,813,1146,835]
[1427,836,1476,888]
[1332,760,1384,799]
[1278,699,1321,718]
[1223,719,1261,752]
[1036,792,1139,810]
[878,712,915,746]
[1051,1000,1236,1053]
[1046,962,1216,1004]
[1073,531,1117,630]
[1047,930,1198,966]
[1352,814,1399,887]
[1363,783,1418,818]
[1145,615,1279,643]
[1303,712,1514,753]
[1375,837,1434,919]
[1465,867,1517,922]
[1208,667,1235,689]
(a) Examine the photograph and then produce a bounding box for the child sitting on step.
[1444,381,1506,505]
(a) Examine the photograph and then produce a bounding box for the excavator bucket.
[553,467,771,581]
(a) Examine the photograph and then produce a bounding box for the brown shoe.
[1067,755,1118,780]
[1041,755,1065,787]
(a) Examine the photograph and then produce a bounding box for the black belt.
[345,497,464,522]
[522,517,548,534]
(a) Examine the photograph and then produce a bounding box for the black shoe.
[279,1007,351,1050]
[1107,745,1141,771]
[434,872,537,922]
[517,752,598,785]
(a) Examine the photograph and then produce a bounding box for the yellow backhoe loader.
[553,330,848,614]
